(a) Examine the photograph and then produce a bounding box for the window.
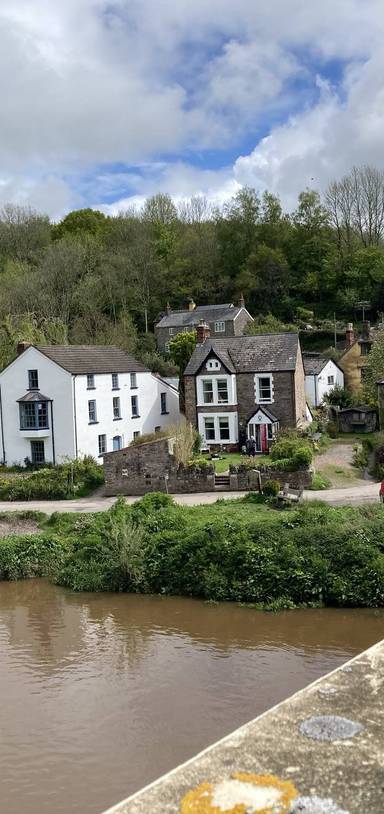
[87,374,95,389]
[202,380,214,403]
[131,395,139,417]
[155,426,161,433]
[267,425,274,441]
[20,401,49,430]
[112,373,119,389]
[30,440,45,464]
[169,327,175,336]
[113,435,122,451]
[113,396,121,419]
[164,342,170,354]
[217,379,229,403]
[28,369,39,390]
[160,392,168,414]
[88,400,97,423]
[207,359,220,371]
[130,372,137,389]
[361,343,371,356]
[204,417,215,441]
[219,417,230,441]
[133,431,140,440]
[255,375,273,403]
[214,321,225,333]
[98,434,107,455]
[327,375,334,385]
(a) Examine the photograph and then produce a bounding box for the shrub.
[263,480,280,496]
[326,420,338,438]
[0,457,103,500]
[0,533,70,580]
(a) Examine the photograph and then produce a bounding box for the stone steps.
[214,474,230,490]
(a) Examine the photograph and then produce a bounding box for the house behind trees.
[155,297,253,354]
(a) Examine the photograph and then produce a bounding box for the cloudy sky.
[0,0,383,218]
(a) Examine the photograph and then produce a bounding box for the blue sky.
[0,1,382,218]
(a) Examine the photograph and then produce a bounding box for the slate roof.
[17,391,52,402]
[36,345,149,374]
[184,334,299,375]
[156,303,245,329]
[303,357,328,376]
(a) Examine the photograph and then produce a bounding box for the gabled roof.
[184,333,299,375]
[303,357,328,376]
[35,345,148,375]
[247,406,279,423]
[156,303,248,329]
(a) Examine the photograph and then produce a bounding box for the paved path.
[0,482,380,514]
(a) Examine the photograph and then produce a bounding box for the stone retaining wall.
[229,465,313,491]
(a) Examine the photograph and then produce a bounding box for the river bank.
[1,494,384,607]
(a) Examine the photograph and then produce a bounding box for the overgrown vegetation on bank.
[0,457,104,500]
[0,495,383,608]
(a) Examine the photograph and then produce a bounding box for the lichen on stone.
[298,715,363,741]
[180,773,297,813]
[290,795,349,813]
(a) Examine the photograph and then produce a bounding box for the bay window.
[219,417,230,440]
[20,401,49,430]
[204,417,215,441]
[200,376,231,405]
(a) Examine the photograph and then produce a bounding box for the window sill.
[20,427,49,431]
[161,411,169,415]
[113,417,122,421]
[131,415,140,419]
[130,386,138,390]
[87,387,96,391]
[112,387,120,391]
[88,421,99,425]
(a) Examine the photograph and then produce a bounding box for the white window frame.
[254,374,274,404]
[130,372,137,389]
[112,372,119,389]
[218,416,230,441]
[327,375,334,386]
[198,412,238,444]
[131,395,139,417]
[98,434,106,455]
[203,417,215,441]
[88,399,97,423]
[87,373,95,389]
[214,321,225,333]
[169,327,175,336]
[113,396,121,419]
[199,376,231,405]
[164,342,170,354]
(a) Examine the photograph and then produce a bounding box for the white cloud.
[0,1,384,216]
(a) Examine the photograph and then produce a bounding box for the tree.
[52,208,107,240]
[169,331,197,412]
[238,244,289,313]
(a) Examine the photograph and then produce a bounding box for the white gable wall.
[305,360,344,407]
[0,347,75,465]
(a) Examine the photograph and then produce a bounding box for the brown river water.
[0,579,383,814]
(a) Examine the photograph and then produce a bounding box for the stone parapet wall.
[229,464,313,491]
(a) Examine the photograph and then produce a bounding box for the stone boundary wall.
[102,639,384,814]
[103,437,312,496]
[103,437,215,496]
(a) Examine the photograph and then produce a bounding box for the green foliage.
[308,472,332,490]
[262,480,280,496]
[54,498,384,607]
[327,420,339,438]
[0,457,103,500]
[269,435,313,470]
[0,533,70,580]
[246,313,298,335]
[324,384,354,408]
[52,208,108,240]
[362,330,384,402]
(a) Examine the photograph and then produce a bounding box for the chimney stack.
[362,320,371,339]
[196,319,210,344]
[17,341,31,356]
[188,298,196,312]
[239,292,245,308]
[345,322,355,348]
[166,302,171,316]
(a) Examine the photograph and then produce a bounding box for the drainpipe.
[314,375,318,408]
[50,400,56,465]
[0,384,5,464]
[73,375,78,458]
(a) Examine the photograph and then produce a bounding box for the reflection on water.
[0,579,383,814]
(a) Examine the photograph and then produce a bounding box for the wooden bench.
[276,483,303,505]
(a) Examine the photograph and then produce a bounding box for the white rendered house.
[304,356,344,407]
[0,344,180,466]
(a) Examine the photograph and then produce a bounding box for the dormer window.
[214,321,225,333]
[206,359,220,371]
[28,370,38,390]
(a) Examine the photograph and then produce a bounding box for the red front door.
[260,424,268,452]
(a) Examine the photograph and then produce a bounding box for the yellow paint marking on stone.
[181,773,297,813]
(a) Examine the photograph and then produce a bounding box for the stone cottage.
[155,297,253,354]
[184,324,307,452]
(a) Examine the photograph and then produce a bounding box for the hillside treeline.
[1,164,384,368]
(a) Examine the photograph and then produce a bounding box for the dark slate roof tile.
[184,334,299,375]
[36,345,149,374]
[156,303,244,328]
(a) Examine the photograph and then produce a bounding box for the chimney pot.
[166,302,171,316]
[188,298,196,312]
[17,341,31,356]
[196,320,210,344]
[239,292,245,308]
[362,320,371,339]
